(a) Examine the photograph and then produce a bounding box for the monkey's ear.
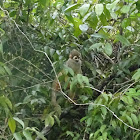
[69,54,72,58]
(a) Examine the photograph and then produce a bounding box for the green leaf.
[106,0,120,11]
[126,88,140,97]
[65,12,75,24]
[64,4,80,13]
[0,41,3,54]
[70,78,77,91]
[80,95,88,102]
[101,107,107,116]
[82,12,92,22]
[33,128,47,140]
[111,120,117,128]
[136,1,140,11]
[89,43,103,51]
[131,113,138,125]
[66,131,74,137]
[82,75,90,86]
[121,5,130,13]
[95,4,104,16]
[3,96,12,110]
[73,18,82,36]
[94,129,100,139]
[13,117,24,129]
[45,114,54,127]
[0,97,9,115]
[88,12,98,29]
[104,43,112,56]
[80,116,88,122]
[121,95,134,104]
[54,0,64,7]
[13,132,22,140]
[86,117,92,127]
[91,33,108,39]
[126,115,133,126]
[100,125,106,133]
[121,19,131,28]
[24,127,47,140]
[126,26,134,32]
[54,115,60,126]
[104,6,111,19]
[77,74,83,86]
[103,26,113,30]
[54,104,61,117]
[132,69,140,81]
[36,131,47,140]
[4,65,12,75]
[8,117,16,134]
[0,65,5,75]
[0,28,5,36]
[127,96,134,104]
[88,103,94,111]
[0,136,5,139]
[102,132,107,140]
[23,130,33,140]
[50,48,55,57]
[100,14,108,25]
[65,66,74,76]
[135,133,140,140]
[39,0,50,6]
[79,4,90,17]
[79,24,88,32]
[52,10,58,19]
[115,35,130,46]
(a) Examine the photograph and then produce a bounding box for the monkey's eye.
[73,56,79,60]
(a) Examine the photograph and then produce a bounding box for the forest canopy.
[0,0,140,140]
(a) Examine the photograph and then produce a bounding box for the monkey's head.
[69,49,82,62]
[67,49,82,74]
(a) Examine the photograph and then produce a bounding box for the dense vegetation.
[0,0,140,139]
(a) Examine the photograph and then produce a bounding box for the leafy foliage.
[0,0,140,139]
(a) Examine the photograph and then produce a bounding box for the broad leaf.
[23,130,33,140]
[95,4,104,16]
[115,35,130,46]
[101,107,107,116]
[86,117,92,127]
[126,26,134,32]
[104,43,112,56]
[82,12,92,22]
[8,117,16,134]
[79,24,88,32]
[126,115,133,126]
[89,43,103,51]
[66,131,74,137]
[106,0,120,11]
[45,114,54,127]
[0,41,3,54]
[132,69,140,81]
[13,132,22,140]
[64,4,80,13]
[131,113,138,125]
[100,125,106,133]
[121,5,130,13]
[13,117,25,129]
[79,4,90,17]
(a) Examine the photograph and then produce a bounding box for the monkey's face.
[72,55,81,63]
[69,49,82,64]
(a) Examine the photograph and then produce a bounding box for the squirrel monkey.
[51,49,82,109]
